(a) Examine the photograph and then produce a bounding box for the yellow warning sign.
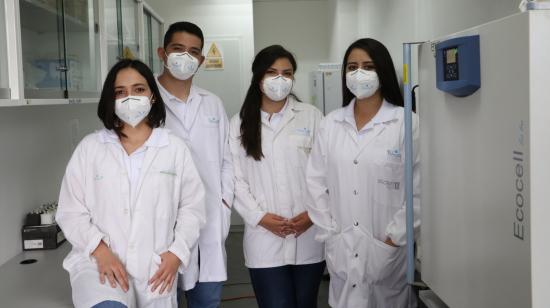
[205,42,224,70]
[207,43,222,58]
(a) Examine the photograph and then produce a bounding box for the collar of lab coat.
[98,128,170,148]
[287,95,310,112]
[338,98,399,130]
[262,96,308,135]
[155,75,209,103]
[260,99,289,125]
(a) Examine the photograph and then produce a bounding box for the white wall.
[0,103,101,266]
[414,0,520,41]
[352,0,519,75]
[327,0,359,63]
[253,0,329,103]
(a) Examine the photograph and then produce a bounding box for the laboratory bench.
[0,243,72,307]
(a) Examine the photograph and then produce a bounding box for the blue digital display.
[436,35,480,97]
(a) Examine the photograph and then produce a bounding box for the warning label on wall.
[205,42,224,70]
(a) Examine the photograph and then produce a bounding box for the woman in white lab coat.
[229,45,325,308]
[56,59,206,308]
[306,38,421,308]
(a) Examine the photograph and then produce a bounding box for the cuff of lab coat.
[385,224,406,247]
[168,245,190,274]
[222,192,234,208]
[86,232,109,259]
[314,229,330,242]
[249,210,266,227]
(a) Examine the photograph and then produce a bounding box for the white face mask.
[115,95,152,128]
[262,75,293,102]
[346,68,380,99]
[165,52,199,80]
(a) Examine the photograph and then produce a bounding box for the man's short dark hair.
[163,21,204,49]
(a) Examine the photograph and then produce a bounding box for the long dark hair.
[239,45,298,161]
[97,59,166,137]
[341,38,403,107]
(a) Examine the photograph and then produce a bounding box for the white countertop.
[0,243,72,307]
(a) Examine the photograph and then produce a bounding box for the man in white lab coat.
[155,22,234,308]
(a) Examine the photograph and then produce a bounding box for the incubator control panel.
[436,35,480,97]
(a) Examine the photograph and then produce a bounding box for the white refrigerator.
[418,10,550,308]
[309,63,342,115]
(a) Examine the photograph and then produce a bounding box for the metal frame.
[4,0,24,104]
[0,0,9,99]
[403,41,425,286]
[141,1,164,70]
[97,0,109,84]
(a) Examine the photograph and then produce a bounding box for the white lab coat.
[56,128,206,308]
[306,100,420,308]
[158,81,234,290]
[229,97,325,268]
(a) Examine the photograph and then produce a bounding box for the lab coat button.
[352,284,357,288]
[353,159,358,165]
[354,222,359,227]
[355,253,359,258]
[353,190,358,195]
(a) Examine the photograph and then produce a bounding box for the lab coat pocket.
[325,233,349,279]
[366,238,402,285]
[221,203,232,240]
[152,168,179,215]
[146,253,176,301]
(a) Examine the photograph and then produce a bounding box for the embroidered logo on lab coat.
[207,116,220,124]
[294,127,311,136]
[387,149,402,161]
[377,179,400,190]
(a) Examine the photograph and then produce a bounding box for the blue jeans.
[249,262,326,308]
[183,281,223,308]
[92,301,127,308]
